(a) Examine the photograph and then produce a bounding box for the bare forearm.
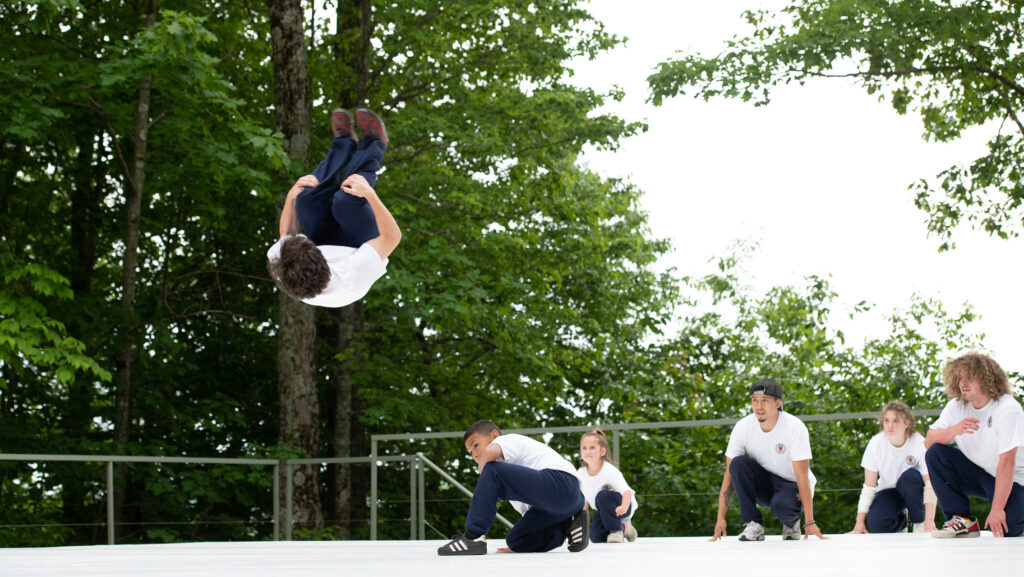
[279,194,299,238]
[717,481,734,520]
[925,427,958,448]
[621,490,632,509]
[992,456,1015,511]
[798,479,815,522]
[365,191,401,245]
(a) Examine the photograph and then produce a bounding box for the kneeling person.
[925,352,1024,538]
[438,420,589,555]
[710,378,825,541]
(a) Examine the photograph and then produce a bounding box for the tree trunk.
[112,1,157,542]
[266,0,322,535]
[330,0,373,539]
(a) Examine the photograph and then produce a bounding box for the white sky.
[571,1,1023,376]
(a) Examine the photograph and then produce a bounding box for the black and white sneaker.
[566,509,590,552]
[437,533,486,556]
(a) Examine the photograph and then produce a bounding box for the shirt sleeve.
[491,435,519,464]
[608,466,632,495]
[789,420,813,462]
[930,401,956,430]
[267,236,287,262]
[860,436,878,472]
[995,406,1024,456]
[724,421,745,459]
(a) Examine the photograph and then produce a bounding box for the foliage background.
[1,0,1020,546]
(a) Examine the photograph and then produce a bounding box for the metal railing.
[0,454,280,544]
[0,409,942,543]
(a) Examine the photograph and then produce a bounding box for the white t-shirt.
[267,235,387,308]
[930,394,1024,486]
[490,434,580,515]
[725,412,817,493]
[860,432,928,491]
[575,462,638,519]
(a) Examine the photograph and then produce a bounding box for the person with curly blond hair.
[925,352,1024,538]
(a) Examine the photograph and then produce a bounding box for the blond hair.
[580,429,616,466]
[942,352,1010,402]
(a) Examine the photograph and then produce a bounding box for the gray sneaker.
[782,521,801,540]
[738,521,765,541]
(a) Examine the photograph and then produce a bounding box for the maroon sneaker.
[331,108,355,140]
[355,108,388,147]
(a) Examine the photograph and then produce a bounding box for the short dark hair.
[267,236,330,300]
[463,420,500,442]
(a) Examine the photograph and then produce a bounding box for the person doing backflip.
[267,108,401,307]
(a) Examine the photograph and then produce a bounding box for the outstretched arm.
[708,458,734,541]
[793,459,826,539]
[847,469,878,534]
[341,174,402,258]
[986,449,1017,538]
[279,175,319,239]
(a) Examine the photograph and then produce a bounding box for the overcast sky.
[571,0,1023,377]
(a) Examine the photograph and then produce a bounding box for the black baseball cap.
[749,378,783,400]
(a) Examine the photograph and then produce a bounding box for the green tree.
[648,0,1024,250]
[2,0,289,544]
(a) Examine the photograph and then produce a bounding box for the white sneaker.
[606,530,624,543]
[782,521,801,540]
[738,521,765,541]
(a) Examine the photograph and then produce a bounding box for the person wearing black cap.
[708,378,826,541]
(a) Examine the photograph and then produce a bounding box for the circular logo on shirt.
[906,456,917,466]
[775,443,787,454]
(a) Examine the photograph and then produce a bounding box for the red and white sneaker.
[356,108,388,147]
[931,515,980,538]
[331,108,355,140]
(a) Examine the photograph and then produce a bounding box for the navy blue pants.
[926,443,1024,536]
[730,455,802,526]
[295,136,384,247]
[590,490,632,543]
[866,469,925,532]
[466,462,585,552]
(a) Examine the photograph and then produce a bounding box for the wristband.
[857,483,877,514]
[803,520,817,529]
[923,480,937,506]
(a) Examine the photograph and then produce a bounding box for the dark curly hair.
[267,236,330,300]
[942,352,1010,402]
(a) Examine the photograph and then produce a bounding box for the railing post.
[272,461,280,541]
[106,460,115,545]
[370,439,378,540]
[417,455,425,540]
[613,429,620,465]
[285,462,293,540]
[409,458,417,540]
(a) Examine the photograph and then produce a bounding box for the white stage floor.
[0,534,1020,576]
